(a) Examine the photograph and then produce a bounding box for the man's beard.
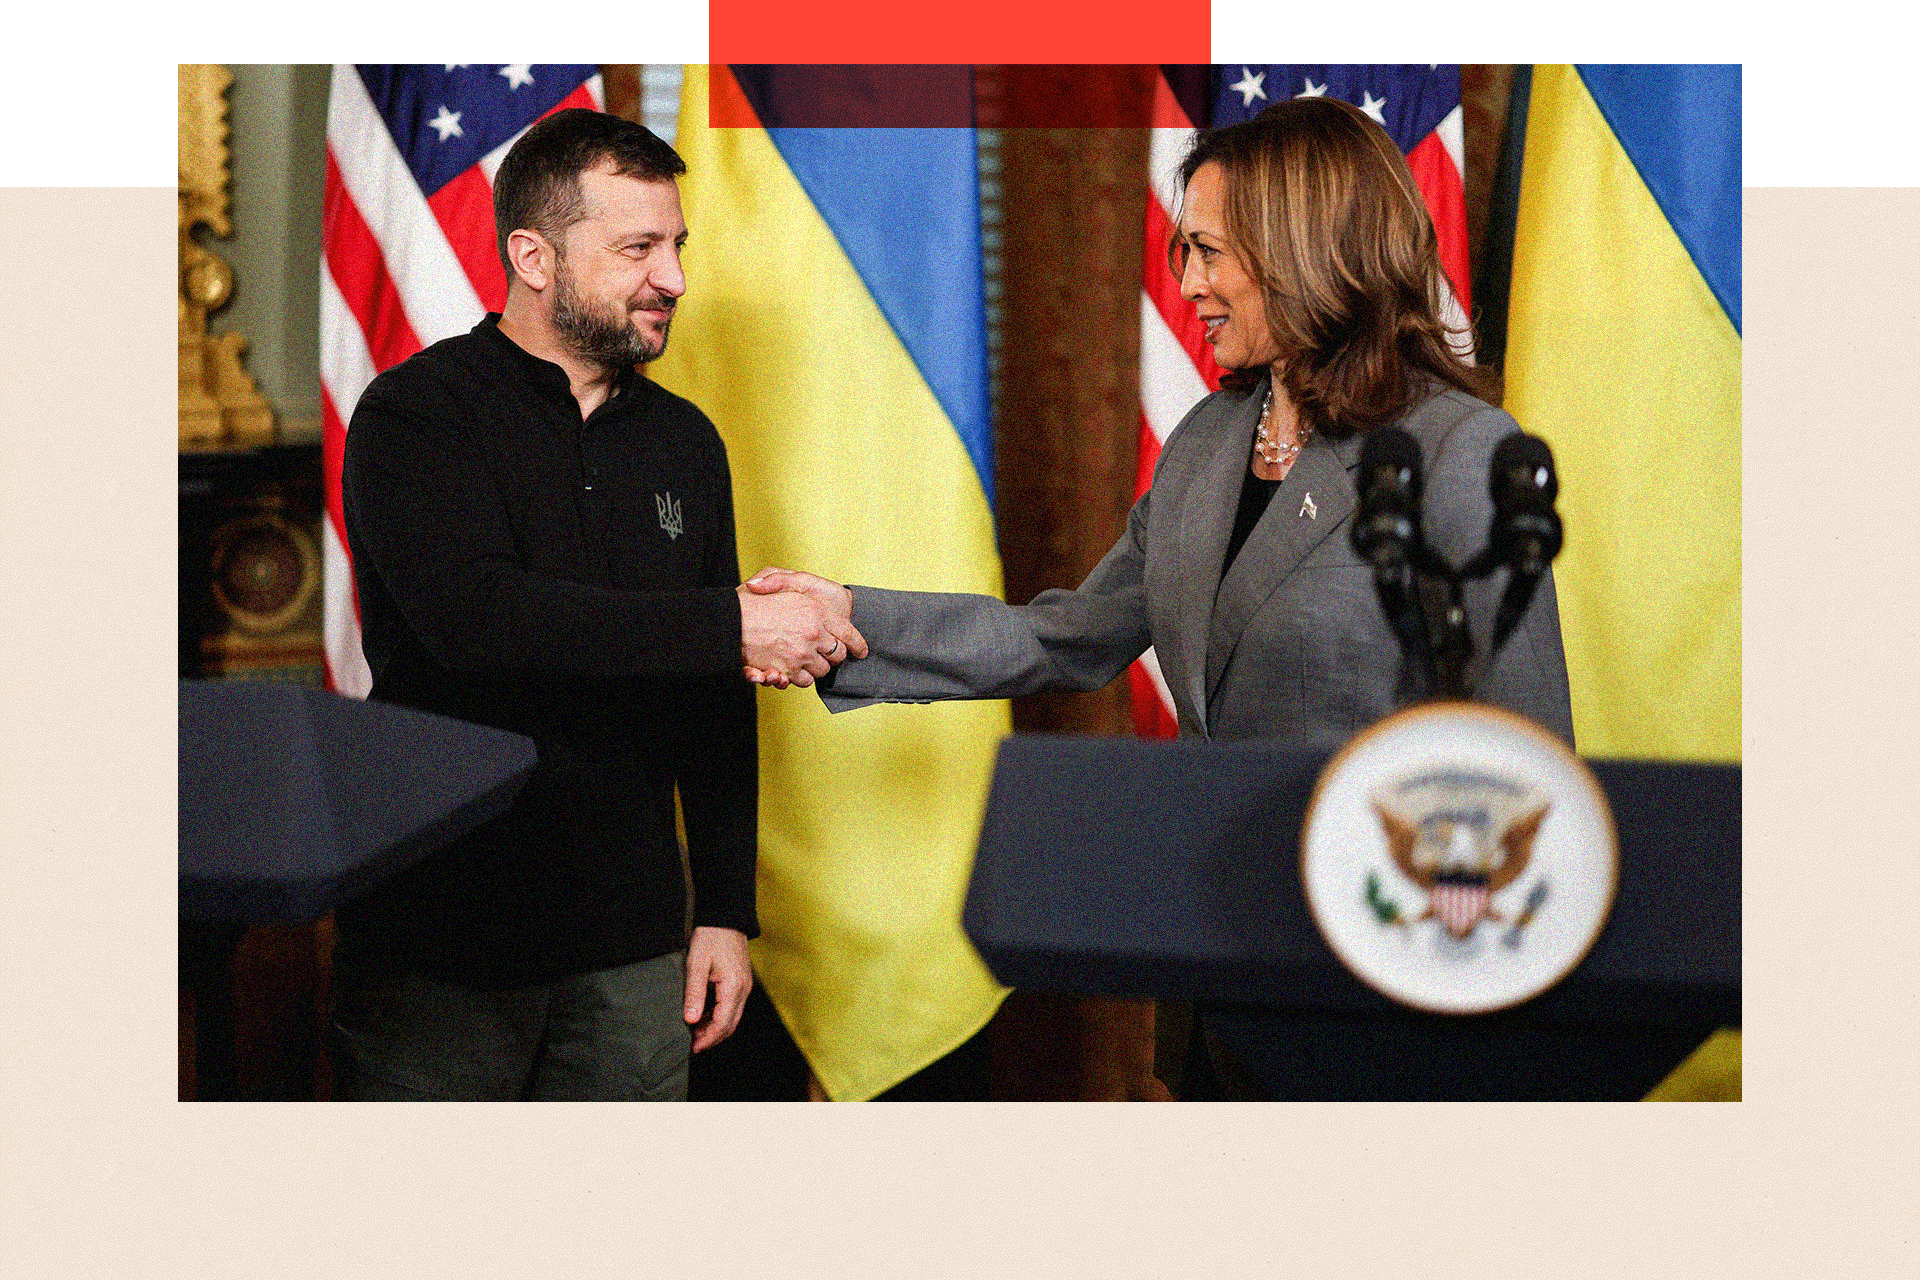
[550,260,673,369]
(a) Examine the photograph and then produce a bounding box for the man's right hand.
[743,567,851,618]
[736,578,866,688]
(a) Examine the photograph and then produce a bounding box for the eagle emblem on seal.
[1367,771,1552,941]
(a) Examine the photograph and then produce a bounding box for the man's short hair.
[492,108,687,276]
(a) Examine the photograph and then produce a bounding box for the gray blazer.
[822,382,1574,747]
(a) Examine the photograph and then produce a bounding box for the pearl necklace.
[1254,386,1311,468]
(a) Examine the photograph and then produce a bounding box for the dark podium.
[179,681,538,1098]
[963,734,1739,1100]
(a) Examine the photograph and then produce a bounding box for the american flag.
[1131,64,1471,738]
[320,64,603,696]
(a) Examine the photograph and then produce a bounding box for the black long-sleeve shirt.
[337,314,757,989]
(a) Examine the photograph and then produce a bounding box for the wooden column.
[983,74,1170,1099]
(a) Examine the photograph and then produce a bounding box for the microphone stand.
[1357,427,1564,711]
[1382,531,1522,705]
[1414,554,1475,702]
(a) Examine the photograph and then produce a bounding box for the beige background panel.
[1743,188,1920,1117]
[2,183,1916,1273]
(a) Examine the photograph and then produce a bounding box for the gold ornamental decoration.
[179,63,274,451]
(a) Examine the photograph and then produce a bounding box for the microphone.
[1351,427,1436,690]
[1351,426,1424,570]
[1485,432,1564,651]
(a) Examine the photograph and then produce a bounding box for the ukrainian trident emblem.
[1364,771,1551,945]
[655,491,683,540]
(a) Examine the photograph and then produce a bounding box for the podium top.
[179,681,537,923]
[965,734,1738,1024]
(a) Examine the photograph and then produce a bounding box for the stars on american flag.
[428,104,464,141]
[426,68,543,146]
[1214,67,1426,142]
[1228,66,1267,108]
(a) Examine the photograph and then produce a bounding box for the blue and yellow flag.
[1504,65,1741,762]
[649,66,1009,1100]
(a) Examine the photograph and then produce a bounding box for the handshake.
[734,568,862,688]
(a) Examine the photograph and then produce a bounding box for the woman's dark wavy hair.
[1171,95,1494,438]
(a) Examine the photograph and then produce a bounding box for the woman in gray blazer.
[751,96,1572,749]
[750,97,1579,1099]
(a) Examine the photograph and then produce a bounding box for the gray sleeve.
[1479,568,1576,747]
[1422,400,1576,747]
[819,493,1155,713]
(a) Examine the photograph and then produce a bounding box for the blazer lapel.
[1203,431,1364,711]
[1168,388,1265,732]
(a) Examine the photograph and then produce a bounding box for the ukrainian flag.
[648,66,1009,1100]
[1504,65,1741,762]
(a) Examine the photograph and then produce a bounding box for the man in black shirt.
[333,109,862,1100]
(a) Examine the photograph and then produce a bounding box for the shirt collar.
[474,313,640,415]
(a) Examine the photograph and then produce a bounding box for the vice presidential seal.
[1301,702,1617,1014]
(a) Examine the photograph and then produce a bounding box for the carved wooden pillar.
[178,64,275,451]
[981,67,1170,1099]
